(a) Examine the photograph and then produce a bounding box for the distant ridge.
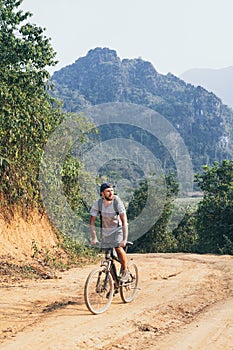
[180,66,233,109]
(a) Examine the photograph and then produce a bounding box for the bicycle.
[84,241,139,315]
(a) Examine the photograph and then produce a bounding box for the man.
[90,182,129,282]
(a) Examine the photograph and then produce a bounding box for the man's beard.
[105,195,113,201]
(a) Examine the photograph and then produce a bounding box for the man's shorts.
[102,229,123,248]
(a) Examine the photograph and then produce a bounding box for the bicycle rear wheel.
[120,260,139,303]
[84,266,114,314]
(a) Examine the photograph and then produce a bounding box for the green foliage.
[195,160,233,254]
[0,0,62,210]
[37,112,97,243]
[0,4,105,277]
[128,174,179,253]
[61,120,97,216]
[0,0,98,260]
[31,235,98,269]
[58,233,98,261]
[173,204,199,253]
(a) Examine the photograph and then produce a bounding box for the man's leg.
[115,246,127,270]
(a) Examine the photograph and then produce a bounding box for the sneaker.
[120,270,130,282]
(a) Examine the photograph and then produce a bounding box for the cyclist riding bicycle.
[89,182,130,283]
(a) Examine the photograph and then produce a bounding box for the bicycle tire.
[84,266,114,314]
[120,260,139,303]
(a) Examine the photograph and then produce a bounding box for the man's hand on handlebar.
[119,239,127,248]
[90,238,99,245]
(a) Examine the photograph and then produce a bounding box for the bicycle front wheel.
[84,267,114,314]
[120,260,139,303]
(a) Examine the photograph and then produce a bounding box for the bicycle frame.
[100,248,122,289]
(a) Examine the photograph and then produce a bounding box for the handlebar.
[91,241,133,249]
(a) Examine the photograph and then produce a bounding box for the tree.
[0,0,62,209]
[0,0,98,235]
[173,205,199,253]
[195,160,233,254]
[128,173,179,253]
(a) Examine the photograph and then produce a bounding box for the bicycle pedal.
[106,288,119,299]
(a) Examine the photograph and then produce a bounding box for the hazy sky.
[21,0,233,76]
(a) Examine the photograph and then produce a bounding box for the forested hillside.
[52,47,233,173]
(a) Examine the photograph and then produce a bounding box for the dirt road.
[0,253,232,350]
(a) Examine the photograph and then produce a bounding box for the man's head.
[100,182,114,201]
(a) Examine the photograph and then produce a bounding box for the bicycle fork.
[96,260,112,293]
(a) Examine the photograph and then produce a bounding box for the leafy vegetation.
[195,160,233,254]
[0,0,93,217]
[127,161,233,255]
[0,0,61,211]
[128,174,179,253]
[0,0,96,263]
[0,3,232,257]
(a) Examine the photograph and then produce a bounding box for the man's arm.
[119,212,128,247]
[89,215,98,245]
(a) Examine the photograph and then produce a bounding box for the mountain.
[180,66,233,109]
[51,47,233,172]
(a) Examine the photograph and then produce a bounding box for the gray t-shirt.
[90,195,125,237]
